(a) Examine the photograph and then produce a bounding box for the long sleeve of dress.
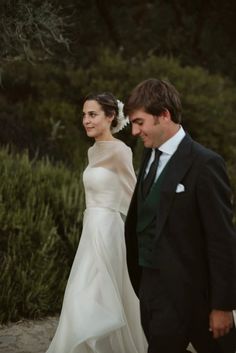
[85,140,136,216]
[113,143,136,215]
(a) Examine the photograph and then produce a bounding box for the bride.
[46,92,147,353]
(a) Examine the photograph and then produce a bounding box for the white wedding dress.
[46,140,147,353]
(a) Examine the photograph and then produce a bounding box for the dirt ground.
[0,316,197,353]
[0,316,58,353]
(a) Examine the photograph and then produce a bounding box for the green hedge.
[0,147,85,323]
[1,50,236,172]
[0,51,235,323]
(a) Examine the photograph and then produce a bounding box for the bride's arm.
[114,144,137,212]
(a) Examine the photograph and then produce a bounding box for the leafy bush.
[0,51,235,323]
[79,51,236,200]
[1,50,236,167]
[0,147,85,323]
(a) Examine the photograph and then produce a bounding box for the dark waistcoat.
[137,166,168,268]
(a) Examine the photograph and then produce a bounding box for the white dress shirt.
[145,126,186,181]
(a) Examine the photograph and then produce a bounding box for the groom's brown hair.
[124,78,182,123]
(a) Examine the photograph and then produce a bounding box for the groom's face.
[129,109,165,148]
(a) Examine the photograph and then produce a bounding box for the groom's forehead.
[129,110,152,121]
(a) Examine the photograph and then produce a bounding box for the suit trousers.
[139,267,236,353]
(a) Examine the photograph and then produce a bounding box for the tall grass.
[0,147,85,323]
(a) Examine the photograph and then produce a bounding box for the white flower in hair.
[111,99,130,134]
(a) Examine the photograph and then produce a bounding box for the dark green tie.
[142,149,162,198]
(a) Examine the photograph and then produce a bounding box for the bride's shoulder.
[113,139,132,154]
[112,140,133,164]
[113,139,131,149]
[87,140,132,161]
[87,145,94,157]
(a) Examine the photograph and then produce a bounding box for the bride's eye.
[89,112,98,118]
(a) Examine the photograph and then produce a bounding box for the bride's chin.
[86,131,96,137]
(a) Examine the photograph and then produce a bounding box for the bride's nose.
[83,114,91,125]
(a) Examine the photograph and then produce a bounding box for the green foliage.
[0,50,235,323]
[78,50,236,204]
[0,50,235,180]
[1,1,235,82]
[0,147,85,323]
[0,60,89,168]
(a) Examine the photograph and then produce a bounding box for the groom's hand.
[209,309,234,339]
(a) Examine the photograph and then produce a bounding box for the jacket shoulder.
[191,140,223,163]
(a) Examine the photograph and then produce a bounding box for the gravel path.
[0,316,58,353]
[0,316,196,353]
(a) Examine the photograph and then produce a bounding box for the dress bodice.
[83,140,136,216]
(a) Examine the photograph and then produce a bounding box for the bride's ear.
[107,113,115,123]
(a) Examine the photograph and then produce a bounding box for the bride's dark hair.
[83,92,118,129]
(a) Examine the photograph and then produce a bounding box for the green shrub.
[0,147,85,323]
[1,50,235,172]
[0,50,236,323]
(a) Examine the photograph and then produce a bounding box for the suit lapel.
[155,134,195,240]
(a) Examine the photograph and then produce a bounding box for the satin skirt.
[46,207,147,353]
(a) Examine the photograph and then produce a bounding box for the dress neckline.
[95,139,120,143]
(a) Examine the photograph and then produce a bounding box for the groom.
[124,78,236,353]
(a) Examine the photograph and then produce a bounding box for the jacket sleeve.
[196,154,236,310]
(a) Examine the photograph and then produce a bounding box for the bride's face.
[82,100,113,141]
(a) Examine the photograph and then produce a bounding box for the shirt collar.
[158,125,186,156]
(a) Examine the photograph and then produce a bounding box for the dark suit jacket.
[125,134,236,319]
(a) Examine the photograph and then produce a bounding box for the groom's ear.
[163,109,171,119]
[159,109,171,122]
